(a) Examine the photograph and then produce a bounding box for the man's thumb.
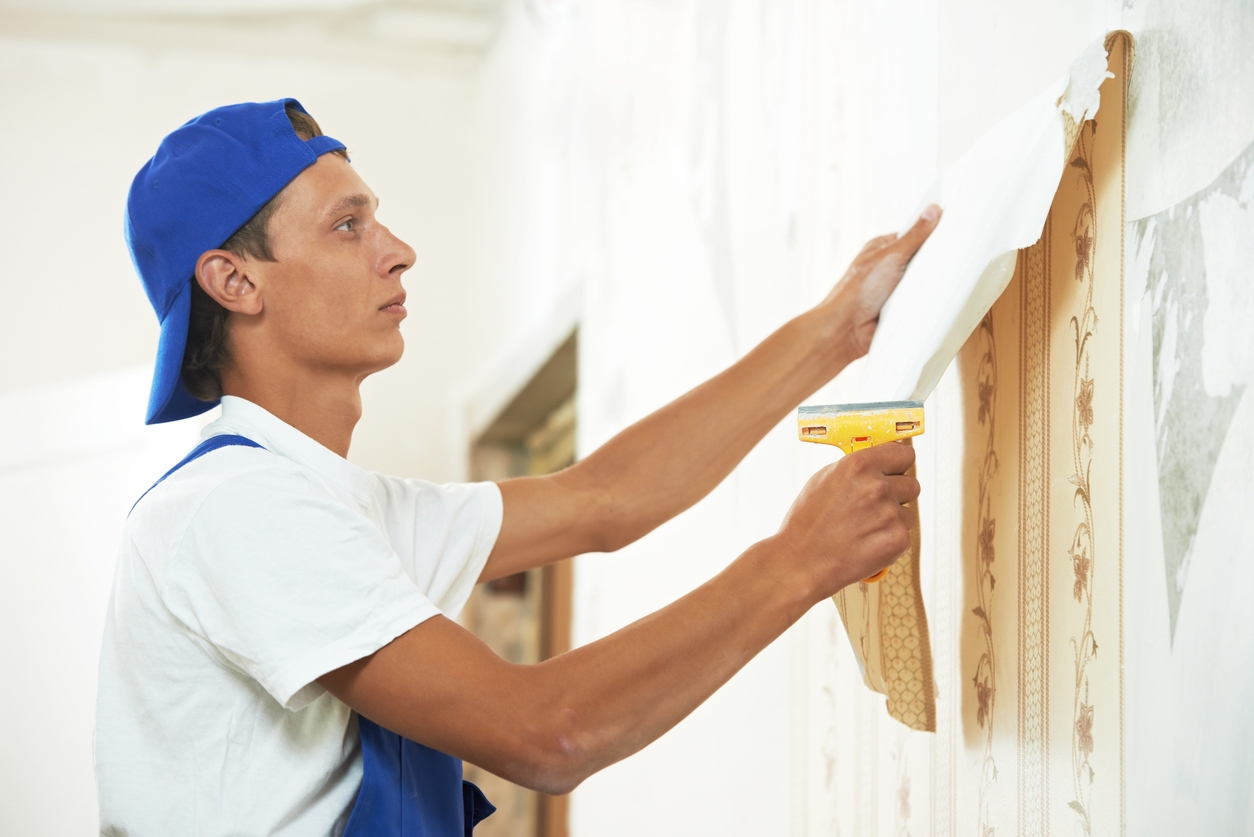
[896,204,941,256]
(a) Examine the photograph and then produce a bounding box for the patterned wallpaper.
[799,34,1132,836]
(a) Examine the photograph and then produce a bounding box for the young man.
[96,98,938,835]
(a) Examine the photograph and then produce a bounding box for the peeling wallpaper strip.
[859,36,1117,404]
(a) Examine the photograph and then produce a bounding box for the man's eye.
[336,219,354,232]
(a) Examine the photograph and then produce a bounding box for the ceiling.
[0,0,507,68]
[0,0,497,15]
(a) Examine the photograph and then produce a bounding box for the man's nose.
[377,225,417,278]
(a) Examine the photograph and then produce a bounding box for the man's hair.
[181,106,348,401]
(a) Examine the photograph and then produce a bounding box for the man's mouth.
[380,292,407,315]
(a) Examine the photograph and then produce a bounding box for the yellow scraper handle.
[796,400,925,582]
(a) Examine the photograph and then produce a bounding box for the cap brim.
[145,280,218,424]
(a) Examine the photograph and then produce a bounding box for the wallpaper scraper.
[796,400,924,582]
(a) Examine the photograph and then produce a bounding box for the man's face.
[249,153,415,380]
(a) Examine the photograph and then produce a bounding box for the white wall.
[0,368,203,834]
[1118,5,1254,831]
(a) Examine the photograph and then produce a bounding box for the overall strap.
[130,434,265,515]
[342,716,495,837]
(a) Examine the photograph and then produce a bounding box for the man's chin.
[364,337,405,376]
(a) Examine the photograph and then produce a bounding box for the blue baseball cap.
[125,98,346,425]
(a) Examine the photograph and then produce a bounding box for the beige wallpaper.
[806,33,1131,837]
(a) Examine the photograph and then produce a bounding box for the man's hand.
[773,441,919,599]
[818,205,941,365]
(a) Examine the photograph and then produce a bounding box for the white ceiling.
[0,0,496,15]
[0,0,507,66]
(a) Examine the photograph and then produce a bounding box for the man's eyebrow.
[325,193,378,217]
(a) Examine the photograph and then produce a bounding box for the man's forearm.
[568,306,851,551]
[329,537,819,794]
[515,537,813,791]
[484,307,848,579]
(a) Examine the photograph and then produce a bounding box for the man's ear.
[195,249,263,315]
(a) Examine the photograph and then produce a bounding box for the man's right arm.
[318,442,918,794]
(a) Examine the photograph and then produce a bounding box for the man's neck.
[220,368,362,458]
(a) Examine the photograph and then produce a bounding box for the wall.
[467,1,1254,835]
[1120,4,1254,831]
[0,369,204,835]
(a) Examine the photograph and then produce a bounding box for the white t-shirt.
[95,396,503,836]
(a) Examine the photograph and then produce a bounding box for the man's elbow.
[510,708,598,795]
[526,747,590,796]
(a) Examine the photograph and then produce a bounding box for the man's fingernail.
[922,204,940,222]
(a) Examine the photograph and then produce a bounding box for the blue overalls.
[135,435,497,836]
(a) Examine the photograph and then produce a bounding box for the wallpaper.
[802,33,1131,837]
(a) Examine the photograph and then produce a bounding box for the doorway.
[461,330,576,837]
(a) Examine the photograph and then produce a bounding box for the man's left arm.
[480,206,940,582]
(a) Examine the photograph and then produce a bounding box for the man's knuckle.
[880,246,907,265]
[892,528,911,554]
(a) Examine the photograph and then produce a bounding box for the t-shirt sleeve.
[161,465,441,711]
[371,477,503,618]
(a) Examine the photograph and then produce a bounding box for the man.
[96,98,938,835]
